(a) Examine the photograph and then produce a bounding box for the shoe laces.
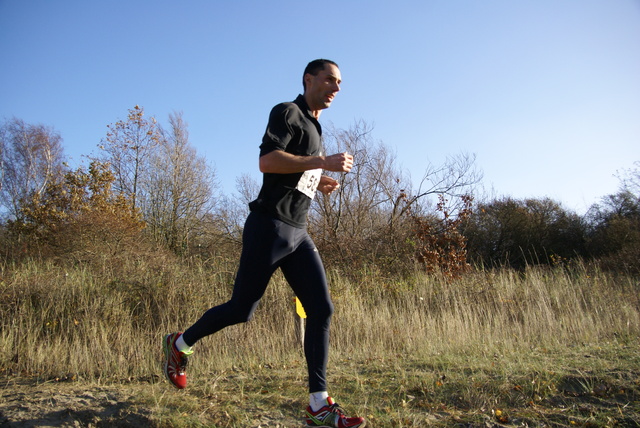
[177,353,189,371]
[328,402,347,418]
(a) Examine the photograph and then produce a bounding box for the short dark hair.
[303,59,339,90]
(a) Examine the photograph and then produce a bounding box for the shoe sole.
[305,422,366,428]
[162,334,180,389]
[303,420,367,428]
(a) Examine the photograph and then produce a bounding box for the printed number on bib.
[296,168,322,199]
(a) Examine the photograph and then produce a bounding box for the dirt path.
[0,380,155,427]
[0,378,303,427]
[3,373,639,427]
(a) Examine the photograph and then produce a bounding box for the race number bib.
[296,168,322,199]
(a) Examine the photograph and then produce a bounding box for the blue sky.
[1,0,639,214]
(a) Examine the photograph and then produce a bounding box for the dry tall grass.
[0,258,638,384]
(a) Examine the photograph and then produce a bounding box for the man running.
[163,59,365,428]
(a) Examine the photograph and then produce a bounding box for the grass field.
[1,258,639,426]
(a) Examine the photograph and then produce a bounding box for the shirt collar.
[294,94,317,121]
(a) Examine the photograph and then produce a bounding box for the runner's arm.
[259,150,353,174]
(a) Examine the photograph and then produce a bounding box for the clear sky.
[1,0,639,214]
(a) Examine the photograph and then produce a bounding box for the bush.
[6,161,149,267]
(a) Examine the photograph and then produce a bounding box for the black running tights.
[182,211,334,393]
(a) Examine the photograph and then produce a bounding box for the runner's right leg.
[163,212,283,388]
[182,211,282,345]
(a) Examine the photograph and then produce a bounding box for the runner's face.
[304,64,341,112]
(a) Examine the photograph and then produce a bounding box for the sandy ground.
[0,378,305,427]
[0,380,156,428]
[3,374,638,427]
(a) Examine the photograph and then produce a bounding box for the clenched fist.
[323,152,353,173]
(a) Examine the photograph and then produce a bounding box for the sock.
[175,333,193,353]
[310,391,329,412]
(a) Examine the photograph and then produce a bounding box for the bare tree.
[311,121,405,258]
[617,161,640,197]
[211,173,260,247]
[98,105,161,211]
[142,111,218,253]
[310,120,482,273]
[0,127,4,195]
[401,151,483,219]
[0,118,65,220]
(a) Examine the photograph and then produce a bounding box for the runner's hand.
[318,175,340,195]
[323,152,353,173]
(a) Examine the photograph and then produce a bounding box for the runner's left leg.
[280,234,334,393]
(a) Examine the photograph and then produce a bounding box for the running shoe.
[305,397,366,427]
[162,332,193,389]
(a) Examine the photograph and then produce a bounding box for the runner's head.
[303,59,341,113]
[303,59,339,90]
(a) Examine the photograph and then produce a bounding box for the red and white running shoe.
[162,332,193,389]
[305,397,366,427]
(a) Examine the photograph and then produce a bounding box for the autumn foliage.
[8,161,145,263]
[409,194,473,278]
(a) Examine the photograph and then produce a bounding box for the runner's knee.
[306,299,334,320]
[227,299,259,324]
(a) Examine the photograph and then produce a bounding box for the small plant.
[407,193,473,278]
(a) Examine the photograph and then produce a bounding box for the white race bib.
[296,168,322,199]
